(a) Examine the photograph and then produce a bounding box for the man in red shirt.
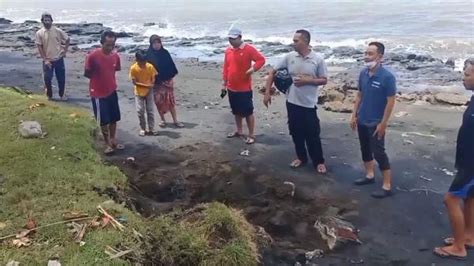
[84,31,123,154]
[222,28,265,144]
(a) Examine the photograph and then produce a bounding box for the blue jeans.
[43,57,65,98]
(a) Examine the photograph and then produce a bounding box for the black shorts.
[448,168,474,199]
[91,91,121,126]
[228,90,253,117]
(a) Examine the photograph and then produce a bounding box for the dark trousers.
[357,124,391,171]
[43,57,65,98]
[286,101,325,167]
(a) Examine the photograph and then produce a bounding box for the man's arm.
[222,52,229,89]
[84,54,93,79]
[263,68,276,107]
[248,47,266,74]
[132,79,153,88]
[350,92,362,131]
[374,74,397,139]
[115,55,121,71]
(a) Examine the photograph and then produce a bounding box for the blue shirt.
[357,65,397,126]
[456,95,474,174]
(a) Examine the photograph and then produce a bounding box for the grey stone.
[18,121,42,138]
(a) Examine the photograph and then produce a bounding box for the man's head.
[150,35,162,51]
[463,58,474,91]
[41,12,53,29]
[364,42,385,69]
[293,29,311,54]
[135,50,147,67]
[100,31,117,54]
[228,28,242,48]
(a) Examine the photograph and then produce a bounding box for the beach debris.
[274,181,296,198]
[126,157,135,163]
[204,105,210,110]
[403,139,414,145]
[305,249,324,261]
[401,132,436,138]
[419,176,432,182]
[441,168,455,176]
[240,149,250,156]
[18,121,43,138]
[349,258,364,264]
[50,146,56,150]
[29,102,45,111]
[97,205,125,231]
[394,111,409,117]
[69,113,79,118]
[67,222,88,243]
[278,131,285,135]
[62,211,89,221]
[314,215,361,250]
[105,246,133,260]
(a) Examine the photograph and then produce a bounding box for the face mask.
[365,61,377,68]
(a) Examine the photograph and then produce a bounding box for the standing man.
[264,29,328,174]
[350,42,396,199]
[223,28,265,144]
[433,58,474,260]
[84,31,124,154]
[35,12,70,101]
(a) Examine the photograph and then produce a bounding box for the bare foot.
[443,237,474,248]
[433,245,466,260]
[317,164,327,174]
[290,159,305,168]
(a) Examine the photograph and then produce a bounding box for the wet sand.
[0,50,472,265]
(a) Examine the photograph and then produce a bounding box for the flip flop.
[433,247,466,260]
[158,121,166,128]
[290,159,306,168]
[139,130,146,137]
[104,146,114,155]
[443,237,474,249]
[245,136,255,145]
[317,164,327,174]
[174,122,185,128]
[112,143,125,150]
[227,132,243,138]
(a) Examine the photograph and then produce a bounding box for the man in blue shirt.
[433,58,474,260]
[350,42,396,199]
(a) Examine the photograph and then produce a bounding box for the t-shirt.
[273,51,328,108]
[357,65,397,126]
[35,26,69,61]
[456,95,474,174]
[223,43,265,92]
[84,48,121,98]
[129,62,158,97]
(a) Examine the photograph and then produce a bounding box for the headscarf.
[147,35,178,83]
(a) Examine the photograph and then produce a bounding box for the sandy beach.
[0,46,473,265]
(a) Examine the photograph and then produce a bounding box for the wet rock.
[274,181,295,198]
[268,211,292,233]
[116,31,133,38]
[397,93,418,102]
[434,92,469,106]
[294,222,309,238]
[323,101,353,113]
[407,54,417,60]
[333,46,363,57]
[143,22,156,27]
[18,121,43,138]
[445,58,456,68]
[0,18,12,24]
[294,187,317,202]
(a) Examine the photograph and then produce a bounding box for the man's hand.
[245,67,255,75]
[350,115,357,131]
[373,122,387,140]
[44,60,52,68]
[263,92,272,108]
[293,75,313,87]
[59,49,67,58]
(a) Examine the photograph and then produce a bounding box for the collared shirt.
[223,42,266,92]
[456,95,474,173]
[35,26,69,61]
[274,50,328,108]
[357,65,397,126]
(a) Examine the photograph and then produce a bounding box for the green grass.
[0,88,259,265]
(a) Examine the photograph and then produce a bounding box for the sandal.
[147,130,159,136]
[158,121,166,128]
[174,122,185,128]
[433,246,466,260]
[245,136,255,145]
[227,132,243,138]
[139,130,146,137]
[104,146,114,155]
[443,237,474,249]
[317,164,327,174]
[112,143,125,150]
[290,159,306,168]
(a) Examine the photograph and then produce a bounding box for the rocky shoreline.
[1,17,469,113]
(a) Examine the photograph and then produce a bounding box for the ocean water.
[1,0,473,62]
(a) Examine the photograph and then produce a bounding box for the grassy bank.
[0,88,258,265]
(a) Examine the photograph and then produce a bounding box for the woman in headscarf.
[147,35,183,128]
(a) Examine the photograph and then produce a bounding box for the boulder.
[445,58,456,68]
[143,22,156,27]
[19,121,43,138]
[332,46,363,57]
[116,31,132,38]
[0,18,12,24]
[323,101,352,113]
[434,93,469,106]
